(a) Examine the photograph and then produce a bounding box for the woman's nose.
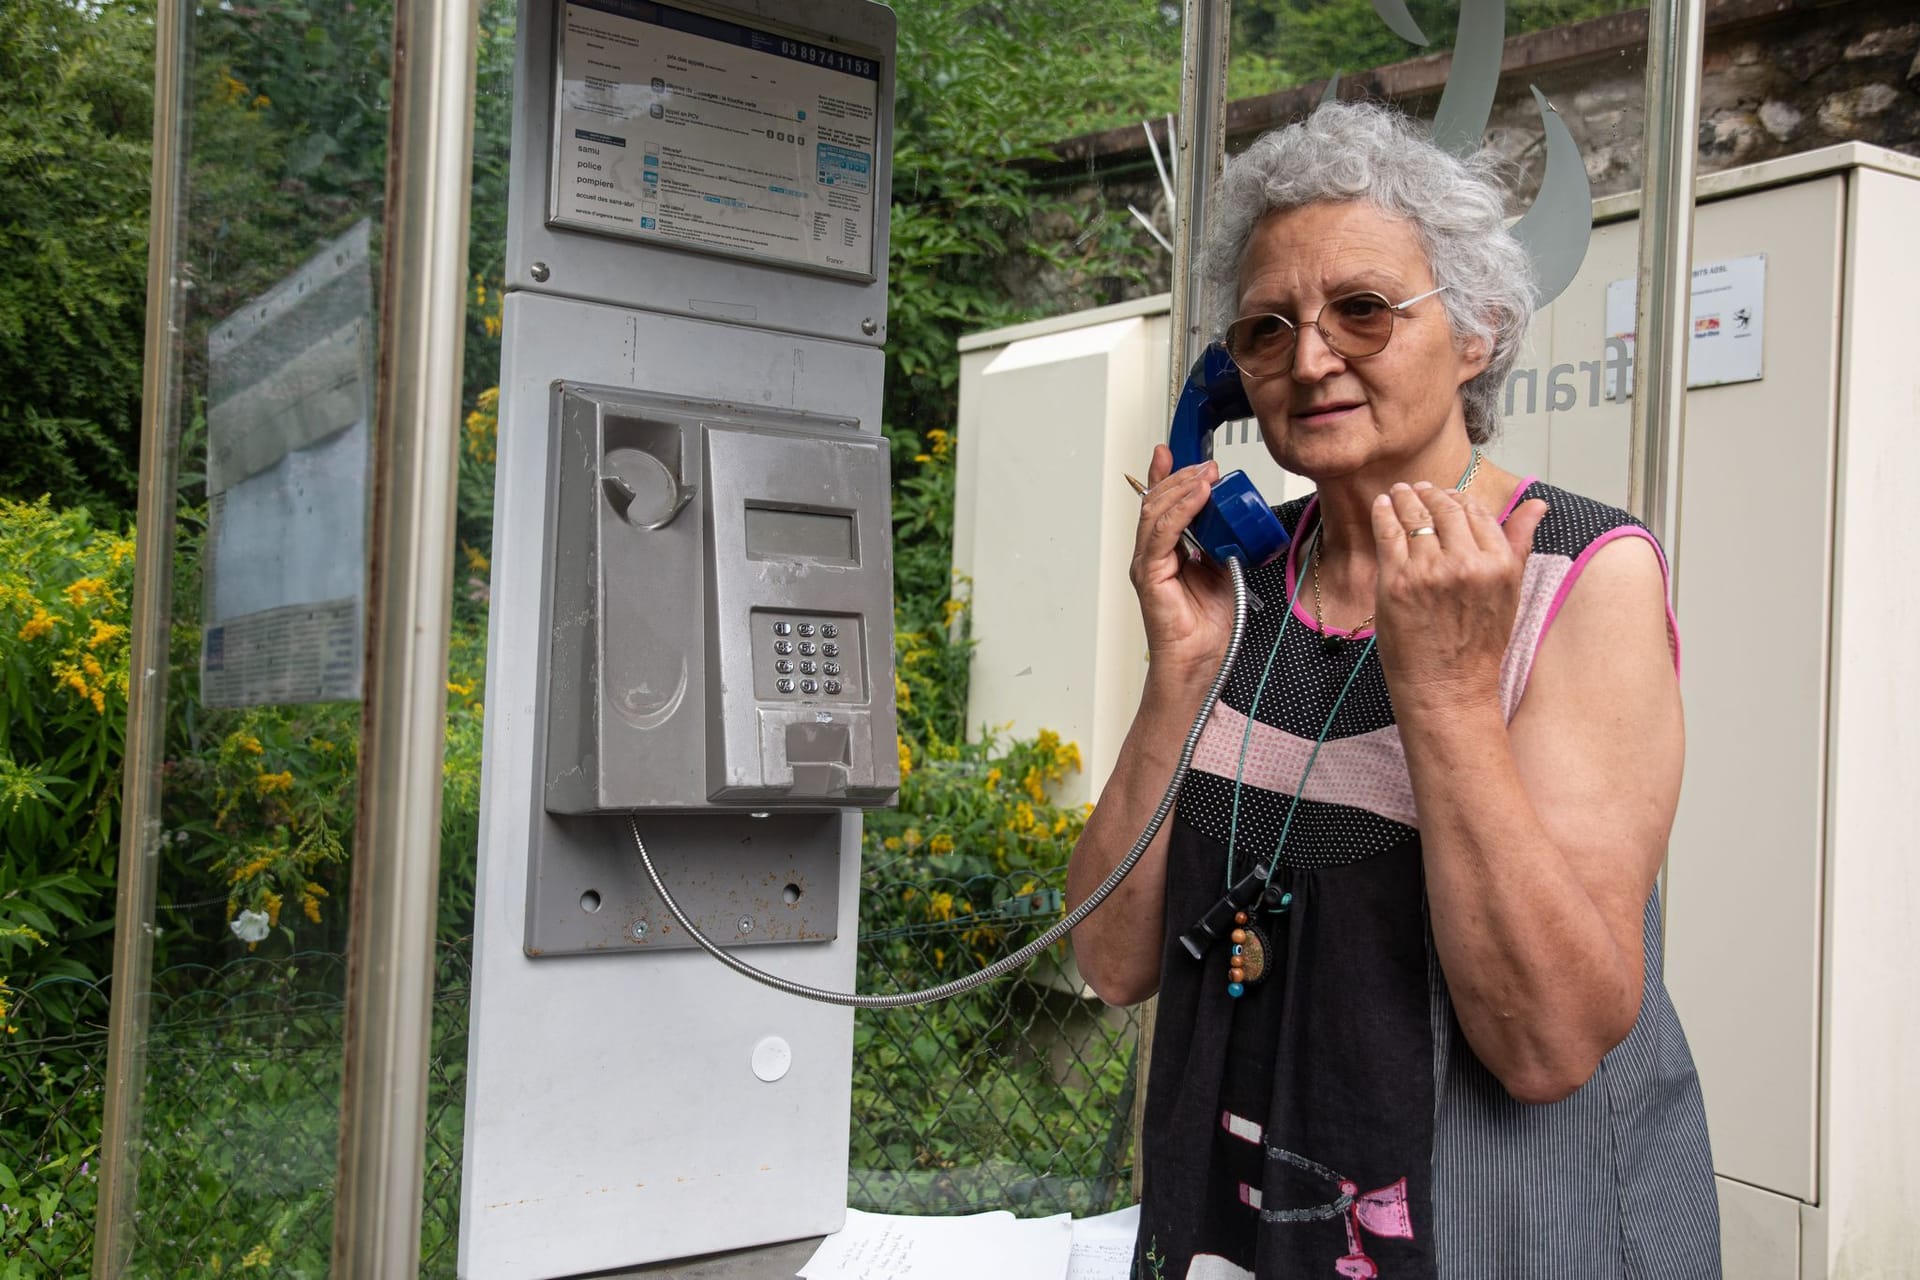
[1290,322,1345,381]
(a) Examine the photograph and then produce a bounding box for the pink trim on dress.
[1191,702,1418,827]
[1507,526,1682,711]
[1499,476,1540,521]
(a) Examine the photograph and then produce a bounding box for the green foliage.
[0,0,154,519]
[884,0,1182,630]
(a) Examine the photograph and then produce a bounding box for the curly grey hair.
[1203,101,1535,444]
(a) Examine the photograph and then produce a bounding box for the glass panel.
[851,1,1185,1218]
[107,6,388,1275]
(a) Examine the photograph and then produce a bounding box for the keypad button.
[799,661,816,675]
[796,623,815,637]
[824,679,842,695]
[775,660,793,674]
[823,662,840,677]
[800,679,819,694]
[773,621,792,636]
[821,643,838,658]
[821,624,838,639]
[798,641,815,656]
[774,640,792,655]
[776,678,795,694]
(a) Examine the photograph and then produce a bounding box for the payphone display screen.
[551,0,883,280]
[745,506,856,563]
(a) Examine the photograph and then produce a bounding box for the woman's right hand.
[1129,445,1236,686]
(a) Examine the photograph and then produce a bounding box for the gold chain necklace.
[1311,447,1483,645]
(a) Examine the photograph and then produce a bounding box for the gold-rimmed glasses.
[1225,284,1450,379]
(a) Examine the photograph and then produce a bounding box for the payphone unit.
[461,1,899,1275]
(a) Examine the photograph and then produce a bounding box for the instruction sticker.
[552,0,881,279]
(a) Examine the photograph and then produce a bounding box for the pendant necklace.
[1207,446,1485,999]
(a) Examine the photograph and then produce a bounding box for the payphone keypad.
[754,610,864,703]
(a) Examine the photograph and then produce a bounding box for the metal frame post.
[1137,0,1234,1200]
[1628,0,1708,551]
[91,2,193,1271]
[330,0,480,1272]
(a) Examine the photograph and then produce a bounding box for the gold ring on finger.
[1407,526,1439,538]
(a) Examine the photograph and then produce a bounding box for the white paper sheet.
[1067,1204,1141,1280]
[798,1208,1073,1280]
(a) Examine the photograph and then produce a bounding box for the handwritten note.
[1067,1204,1140,1280]
[798,1207,1073,1280]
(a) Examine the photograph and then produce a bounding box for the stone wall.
[1007,0,1919,318]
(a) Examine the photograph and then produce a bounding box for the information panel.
[552,0,880,279]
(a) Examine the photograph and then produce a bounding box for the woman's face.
[1234,201,1488,482]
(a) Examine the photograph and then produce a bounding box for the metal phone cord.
[627,553,1252,1008]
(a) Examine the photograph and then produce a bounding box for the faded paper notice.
[201,221,372,707]
[202,599,360,707]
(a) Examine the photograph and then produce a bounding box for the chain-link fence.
[0,867,1138,1275]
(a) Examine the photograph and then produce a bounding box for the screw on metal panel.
[530,262,551,282]
[737,915,755,935]
[860,317,878,336]
[630,919,649,940]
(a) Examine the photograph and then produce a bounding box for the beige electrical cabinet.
[954,143,1920,1277]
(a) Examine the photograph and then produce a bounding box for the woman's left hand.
[1369,482,1549,712]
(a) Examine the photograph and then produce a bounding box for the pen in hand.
[1124,472,1208,563]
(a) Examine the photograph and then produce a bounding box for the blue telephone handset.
[1169,344,1291,567]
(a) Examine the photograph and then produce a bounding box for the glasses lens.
[1320,293,1395,358]
[1227,313,1295,376]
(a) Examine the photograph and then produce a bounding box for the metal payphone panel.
[542,384,896,813]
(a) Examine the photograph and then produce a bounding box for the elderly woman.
[1067,103,1718,1279]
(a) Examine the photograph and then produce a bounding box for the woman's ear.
[1455,332,1493,386]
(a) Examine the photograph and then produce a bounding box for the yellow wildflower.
[1022,767,1046,803]
[897,737,912,780]
[893,672,912,712]
[17,609,54,642]
[477,386,500,413]
[1012,802,1037,833]
[88,618,127,649]
[984,767,1002,791]
[241,1243,273,1269]
[228,854,273,884]
[1052,815,1070,836]
[926,427,952,457]
[82,655,104,681]
[927,891,954,921]
[447,679,475,697]
[250,94,270,110]
[301,882,328,924]
[913,453,932,464]
[107,537,136,566]
[929,833,955,856]
[255,771,294,796]
[883,836,902,852]
[264,893,284,928]
[902,827,923,850]
[463,543,490,574]
[234,733,264,755]
[933,948,946,966]
[63,576,108,608]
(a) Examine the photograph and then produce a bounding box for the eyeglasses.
[1225,285,1450,379]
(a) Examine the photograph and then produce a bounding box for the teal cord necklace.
[1217,448,1481,998]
